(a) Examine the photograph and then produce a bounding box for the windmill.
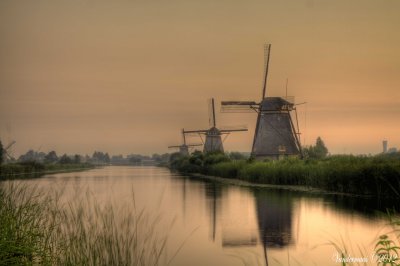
[3,140,16,162]
[221,44,302,160]
[168,129,202,156]
[184,98,247,153]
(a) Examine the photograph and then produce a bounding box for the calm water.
[8,166,398,265]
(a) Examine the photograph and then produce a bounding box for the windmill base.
[252,154,301,161]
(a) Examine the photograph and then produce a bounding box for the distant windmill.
[221,44,302,160]
[168,129,202,156]
[184,98,248,153]
[3,140,16,161]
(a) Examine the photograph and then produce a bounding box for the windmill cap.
[260,97,294,111]
[207,127,221,135]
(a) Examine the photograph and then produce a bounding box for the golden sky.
[1,0,399,156]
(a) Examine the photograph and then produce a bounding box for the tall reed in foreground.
[0,182,172,265]
[56,192,171,266]
[0,183,57,264]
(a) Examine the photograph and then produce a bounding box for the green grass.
[170,152,400,197]
[0,182,172,265]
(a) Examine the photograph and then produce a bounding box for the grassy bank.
[0,162,94,180]
[170,152,400,198]
[0,182,171,265]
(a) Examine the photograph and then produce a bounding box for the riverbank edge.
[184,172,378,198]
[0,164,97,180]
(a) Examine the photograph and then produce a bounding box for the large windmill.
[184,98,247,153]
[221,44,302,160]
[168,129,202,156]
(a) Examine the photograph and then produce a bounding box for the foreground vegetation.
[170,151,400,198]
[0,183,171,265]
[0,162,94,180]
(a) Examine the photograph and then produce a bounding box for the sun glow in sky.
[1,0,399,156]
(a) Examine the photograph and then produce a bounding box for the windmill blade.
[261,44,271,100]
[183,129,208,134]
[220,101,259,113]
[4,140,16,151]
[208,98,217,127]
[182,130,206,144]
[5,150,13,159]
[220,125,248,132]
[220,128,248,133]
[168,145,182,149]
[181,128,187,145]
[187,143,203,147]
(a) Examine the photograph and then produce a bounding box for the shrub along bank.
[170,151,400,197]
[0,161,94,180]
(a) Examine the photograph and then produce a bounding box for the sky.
[0,0,399,156]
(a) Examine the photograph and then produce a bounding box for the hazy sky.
[1,0,399,156]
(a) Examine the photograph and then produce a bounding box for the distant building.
[388,147,398,153]
[383,140,388,153]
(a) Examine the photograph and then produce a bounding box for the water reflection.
[253,189,294,265]
[253,189,293,248]
[7,167,395,266]
[191,175,394,266]
[204,181,222,242]
[202,179,295,265]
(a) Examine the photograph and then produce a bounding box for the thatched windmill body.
[184,98,247,153]
[221,44,302,160]
[168,129,202,156]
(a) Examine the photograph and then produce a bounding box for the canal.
[8,166,396,265]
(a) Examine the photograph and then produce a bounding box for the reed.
[0,182,172,265]
[0,183,56,264]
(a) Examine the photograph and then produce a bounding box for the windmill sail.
[183,98,247,153]
[208,98,217,127]
[221,101,259,113]
[261,44,271,100]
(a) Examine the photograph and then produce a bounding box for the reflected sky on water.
[6,166,397,266]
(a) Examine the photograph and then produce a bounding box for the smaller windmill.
[184,98,247,153]
[3,140,16,162]
[168,129,202,156]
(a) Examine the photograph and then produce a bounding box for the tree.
[44,151,58,163]
[314,137,328,158]
[303,136,329,159]
[104,153,110,163]
[18,150,36,162]
[59,154,72,164]
[92,151,110,163]
[73,154,81,164]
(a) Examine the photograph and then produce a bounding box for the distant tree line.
[1,145,171,166]
[16,150,83,164]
